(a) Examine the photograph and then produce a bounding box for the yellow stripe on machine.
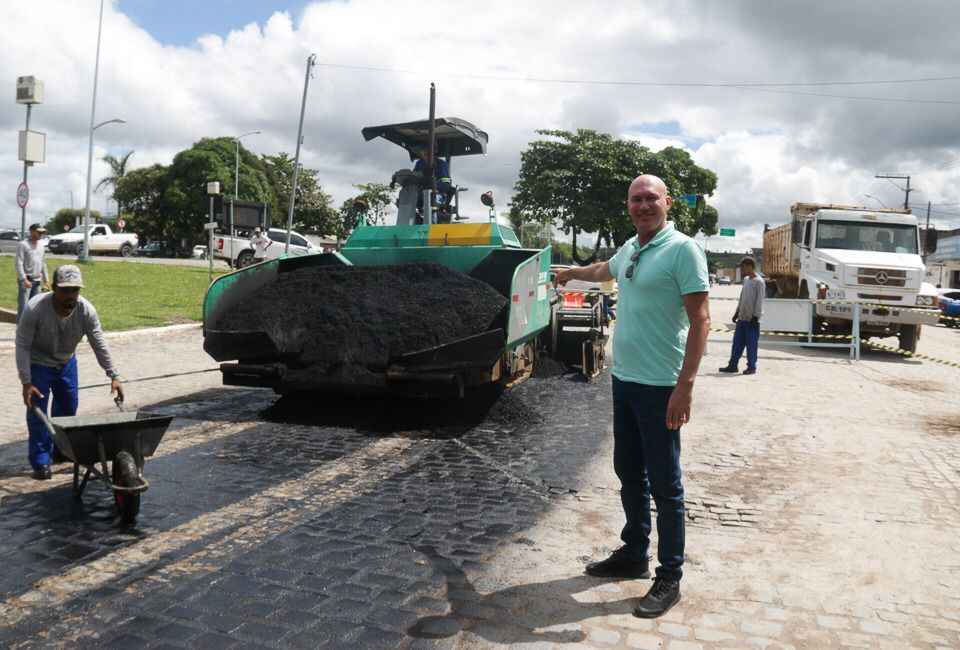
[427,224,493,246]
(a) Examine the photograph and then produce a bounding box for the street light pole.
[864,194,888,208]
[81,0,106,263]
[233,131,261,198]
[285,54,317,254]
[81,118,126,261]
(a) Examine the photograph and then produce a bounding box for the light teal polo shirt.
[607,223,709,386]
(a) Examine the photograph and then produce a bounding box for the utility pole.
[875,173,913,209]
[924,200,931,262]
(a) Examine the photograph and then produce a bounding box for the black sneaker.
[742,368,756,375]
[633,577,681,618]
[585,546,650,579]
[718,366,738,373]
[31,465,51,481]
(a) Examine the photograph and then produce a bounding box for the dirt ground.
[464,284,960,648]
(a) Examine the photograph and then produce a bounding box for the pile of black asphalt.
[216,263,509,383]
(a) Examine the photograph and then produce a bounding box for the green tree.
[113,164,167,240]
[261,152,336,234]
[95,150,134,217]
[511,129,718,264]
[47,208,102,234]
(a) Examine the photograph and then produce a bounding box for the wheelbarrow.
[32,397,173,524]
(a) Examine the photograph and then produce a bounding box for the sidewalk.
[0,322,222,449]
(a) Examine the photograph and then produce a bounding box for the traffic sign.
[720,228,735,237]
[16,182,28,209]
[680,193,697,208]
[117,219,127,230]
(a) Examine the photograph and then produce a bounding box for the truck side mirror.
[925,229,938,254]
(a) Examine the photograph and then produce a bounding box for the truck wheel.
[112,451,141,524]
[74,243,84,257]
[236,251,256,268]
[898,324,918,354]
[119,243,133,257]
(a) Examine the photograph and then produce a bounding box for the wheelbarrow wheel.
[112,451,141,524]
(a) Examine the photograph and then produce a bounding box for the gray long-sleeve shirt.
[15,293,119,384]
[15,239,49,283]
[736,275,766,321]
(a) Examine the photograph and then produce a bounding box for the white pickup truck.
[213,227,316,268]
[47,224,139,257]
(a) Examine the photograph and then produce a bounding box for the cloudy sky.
[3,0,960,251]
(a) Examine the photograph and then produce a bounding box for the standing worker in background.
[16,265,124,480]
[250,227,272,263]
[719,256,765,375]
[555,174,710,618]
[15,223,50,322]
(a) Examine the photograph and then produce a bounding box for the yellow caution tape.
[710,327,960,368]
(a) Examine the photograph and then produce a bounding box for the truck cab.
[764,203,939,352]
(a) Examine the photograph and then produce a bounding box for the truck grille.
[856,267,906,287]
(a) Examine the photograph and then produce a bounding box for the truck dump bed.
[761,222,798,278]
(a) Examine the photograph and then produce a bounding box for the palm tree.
[95,150,134,219]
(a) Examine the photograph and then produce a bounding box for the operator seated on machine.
[413,147,452,223]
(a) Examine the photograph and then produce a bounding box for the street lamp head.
[92,117,126,132]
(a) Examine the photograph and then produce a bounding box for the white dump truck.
[762,202,940,352]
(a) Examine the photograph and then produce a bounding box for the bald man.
[555,175,710,618]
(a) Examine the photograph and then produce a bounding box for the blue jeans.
[17,279,41,322]
[728,320,760,370]
[612,376,685,581]
[26,357,79,468]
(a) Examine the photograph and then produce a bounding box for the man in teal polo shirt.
[555,174,710,618]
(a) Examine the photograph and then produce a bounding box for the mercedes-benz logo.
[875,271,889,284]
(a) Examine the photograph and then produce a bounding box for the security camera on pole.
[16,76,46,241]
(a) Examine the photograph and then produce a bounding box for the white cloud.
[2,0,959,241]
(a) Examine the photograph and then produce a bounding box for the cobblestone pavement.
[0,287,959,648]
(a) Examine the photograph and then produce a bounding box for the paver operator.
[15,265,124,480]
[554,174,710,618]
[719,255,765,375]
[15,223,50,322]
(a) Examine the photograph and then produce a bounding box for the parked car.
[135,241,190,258]
[213,227,315,268]
[0,229,22,253]
[938,288,960,327]
[717,276,732,285]
[192,245,207,259]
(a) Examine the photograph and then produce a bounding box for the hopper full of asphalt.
[215,263,509,380]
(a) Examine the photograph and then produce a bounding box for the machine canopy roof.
[361,117,489,160]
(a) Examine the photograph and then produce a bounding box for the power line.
[314,63,960,88]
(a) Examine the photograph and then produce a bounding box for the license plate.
[866,319,889,326]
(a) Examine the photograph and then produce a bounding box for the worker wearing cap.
[719,256,765,375]
[250,227,272,262]
[15,223,50,322]
[15,265,123,480]
[554,175,710,619]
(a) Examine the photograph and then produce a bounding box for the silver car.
[0,230,22,253]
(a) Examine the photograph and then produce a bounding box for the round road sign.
[117,219,127,230]
[16,182,28,209]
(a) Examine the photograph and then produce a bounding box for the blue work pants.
[26,357,79,468]
[728,320,760,371]
[17,279,41,322]
[612,376,685,581]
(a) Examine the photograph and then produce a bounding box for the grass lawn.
[0,258,227,331]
